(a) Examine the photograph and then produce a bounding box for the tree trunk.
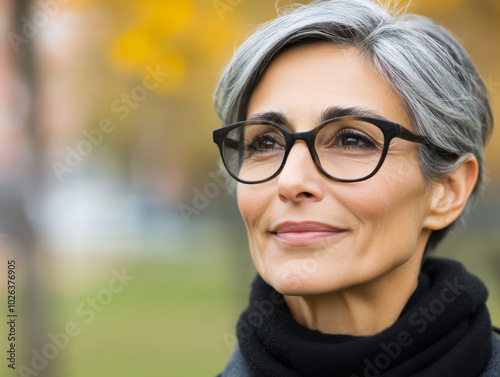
[11,1,50,376]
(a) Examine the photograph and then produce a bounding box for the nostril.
[301,192,313,198]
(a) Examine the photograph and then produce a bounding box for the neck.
[284,255,423,336]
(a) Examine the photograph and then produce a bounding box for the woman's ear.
[423,153,479,231]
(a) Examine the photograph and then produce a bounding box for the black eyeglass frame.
[212,115,430,184]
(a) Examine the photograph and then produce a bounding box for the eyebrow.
[247,111,289,125]
[320,106,389,122]
[247,106,389,128]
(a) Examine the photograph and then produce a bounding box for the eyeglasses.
[213,116,429,184]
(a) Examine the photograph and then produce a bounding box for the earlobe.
[423,154,478,231]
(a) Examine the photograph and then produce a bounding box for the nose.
[277,140,324,203]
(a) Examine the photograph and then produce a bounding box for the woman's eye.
[247,135,284,151]
[334,131,375,148]
[340,135,365,146]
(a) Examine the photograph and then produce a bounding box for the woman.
[212,1,500,376]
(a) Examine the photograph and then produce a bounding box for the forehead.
[247,42,412,131]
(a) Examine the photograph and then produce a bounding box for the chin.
[263,262,351,297]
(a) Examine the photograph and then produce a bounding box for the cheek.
[237,184,256,224]
[342,161,431,246]
[237,183,271,232]
[237,183,275,275]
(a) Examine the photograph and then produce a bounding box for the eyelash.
[244,135,283,153]
[333,129,376,149]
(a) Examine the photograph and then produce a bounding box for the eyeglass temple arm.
[222,138,240,150]
[213,131,240,150]
[397,125,429,145]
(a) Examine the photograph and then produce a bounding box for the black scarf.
[236,257,492,377]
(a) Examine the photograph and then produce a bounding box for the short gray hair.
[214,0,493,253]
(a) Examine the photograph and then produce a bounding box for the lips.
[270,221,346,246]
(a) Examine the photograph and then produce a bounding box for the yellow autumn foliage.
[64,0,500,173]
[66,0,257,94]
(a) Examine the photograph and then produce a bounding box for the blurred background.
[0,0,499,376]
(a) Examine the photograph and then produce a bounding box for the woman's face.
[238,43,436,295]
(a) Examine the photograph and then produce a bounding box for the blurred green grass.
[39,251,249,377]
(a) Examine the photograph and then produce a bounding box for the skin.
[237,42,478,336]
